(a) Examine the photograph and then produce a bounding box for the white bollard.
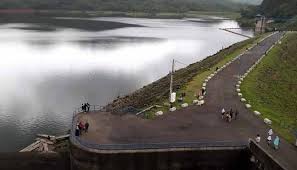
[264,118,272,125]
[181,103,189,108]
[169,107,177,112]
[254,111,261,116]
[193,100,199,104]
[197,100,205,106]
[155,111,163,116]
[236,89,241,92]
[246,104,251,108]
[241,98,247,102]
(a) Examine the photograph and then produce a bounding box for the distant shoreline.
[0,9,240,20]
[0,16,143,31]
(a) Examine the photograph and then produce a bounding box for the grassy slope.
[241,32,297,143]
[145,33,269,118]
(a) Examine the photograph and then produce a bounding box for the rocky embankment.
[106,37,257,113]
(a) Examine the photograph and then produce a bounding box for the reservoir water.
[0,17,253,151]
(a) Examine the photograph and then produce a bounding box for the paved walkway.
[76,32,297,170]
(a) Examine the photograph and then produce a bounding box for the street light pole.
[169,59,175,102]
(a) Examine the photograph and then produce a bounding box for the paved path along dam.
[71,32,297,170]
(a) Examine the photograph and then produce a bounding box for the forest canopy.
[0,0,260,12]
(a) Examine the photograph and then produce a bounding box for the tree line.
[0,0,247,13]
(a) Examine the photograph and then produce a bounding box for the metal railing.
[70,106,248,151]
[71,135,249,151]
[73,105,106,115]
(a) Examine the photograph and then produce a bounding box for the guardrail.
[73,105,106,116]
[71,135,248,151]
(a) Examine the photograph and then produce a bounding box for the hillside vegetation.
[239,0,297,30]
[260,0,297,17]
[241,32,297,143]
[106,34,268,116]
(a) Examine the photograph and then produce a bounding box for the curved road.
[75,32,297,170]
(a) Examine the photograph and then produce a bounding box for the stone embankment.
[105,37,257,113]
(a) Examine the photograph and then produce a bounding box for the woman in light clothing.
[267,135,272,145]
[255,134,261,143]
[273,136,280,150]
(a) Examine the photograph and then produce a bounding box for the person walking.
[221,108,226,119]
[235,110,239,120]
[87,103,90,112]
[75,124,80,136]
[81,104,85,112]
[230,108,233,116]
[267,135,272,146]
[255,134,261,143]
[268,128,273,136]
[79,121,84,135]
[273,136,280,150]
[85,122,89,133]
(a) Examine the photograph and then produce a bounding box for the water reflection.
[0,17,253,151]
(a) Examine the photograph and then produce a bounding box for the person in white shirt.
[221,108,225,119]
[255,134,261,143]
[268,128,273,136]
[267,135,272,145]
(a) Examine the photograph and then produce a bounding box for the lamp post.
[169,59,175,103]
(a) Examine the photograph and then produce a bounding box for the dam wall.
[249,140,287,170]
[70,142,252,170]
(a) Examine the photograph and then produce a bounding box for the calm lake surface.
[0,17,253,151]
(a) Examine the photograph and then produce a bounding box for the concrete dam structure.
[70,136,285,170]
[69,32,296,170]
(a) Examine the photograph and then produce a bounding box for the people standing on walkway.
[79,121,84,135]
[268,128,273,136]
[221,108,226,119]
[274,136,280,150]
[85,122,89,133]
[75,124,80,136]
[255,134,261,143]
[267,135,272,146]
[235,110,239,120]
[86,103,90,112]
[81,104,85,112]
[227,113,232,122]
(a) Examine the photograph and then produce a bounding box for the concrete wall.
[70,143,252,170]
[249,141,286,170]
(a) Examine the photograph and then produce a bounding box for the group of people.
[81,103,90,112]
[255,128,280,150]
[75,121,90,136]
[221,108,239,122]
